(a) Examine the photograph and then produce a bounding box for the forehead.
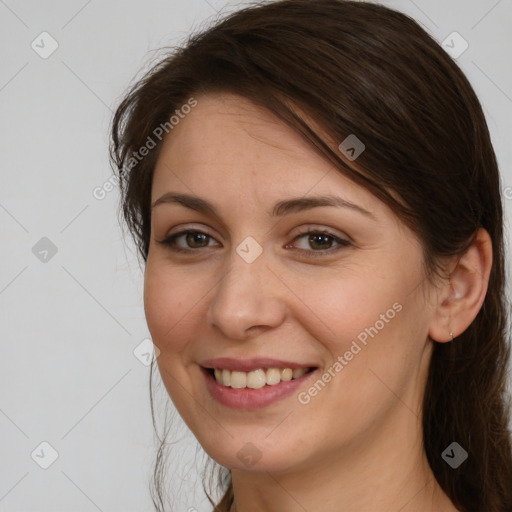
[154,93,320,176]
[151,92,378,216]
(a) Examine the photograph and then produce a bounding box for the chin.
[208,447,300,473]
[194,430,312,474]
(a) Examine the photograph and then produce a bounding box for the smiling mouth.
[206,367,316,389]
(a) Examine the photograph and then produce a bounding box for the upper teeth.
[213,367,309,389]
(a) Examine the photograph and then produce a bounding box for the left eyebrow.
[271,195,375,219]
[151,192,375,219]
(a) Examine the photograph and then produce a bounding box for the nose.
[206,248,287,340]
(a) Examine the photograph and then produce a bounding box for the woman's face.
[145,92,437,474]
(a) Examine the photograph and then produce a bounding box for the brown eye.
[288,230,351,258]
[157,230,219,252]
[185,232,209,248]
[308,233,334,251]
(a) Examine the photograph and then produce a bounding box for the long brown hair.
[109,1,512,510]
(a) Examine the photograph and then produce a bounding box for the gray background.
[1,1,511,511]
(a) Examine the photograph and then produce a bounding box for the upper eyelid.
[164,222,349,240]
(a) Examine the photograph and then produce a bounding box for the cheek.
[286,267,407,355]
[286,265,428,405]
[292,272,429,422]
[143,262,206,414]
[143,261,205,351]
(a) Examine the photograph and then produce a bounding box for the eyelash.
[156,228,351,258]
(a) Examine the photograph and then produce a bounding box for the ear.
[428,228,493,343]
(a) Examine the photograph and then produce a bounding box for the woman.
[110,1,512,510]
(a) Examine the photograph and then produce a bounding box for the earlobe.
[428,228,493,343]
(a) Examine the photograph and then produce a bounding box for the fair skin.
[144,92,492,512]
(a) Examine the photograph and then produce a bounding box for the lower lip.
[201,367,317,410]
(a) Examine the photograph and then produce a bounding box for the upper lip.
[200,357,317,372]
